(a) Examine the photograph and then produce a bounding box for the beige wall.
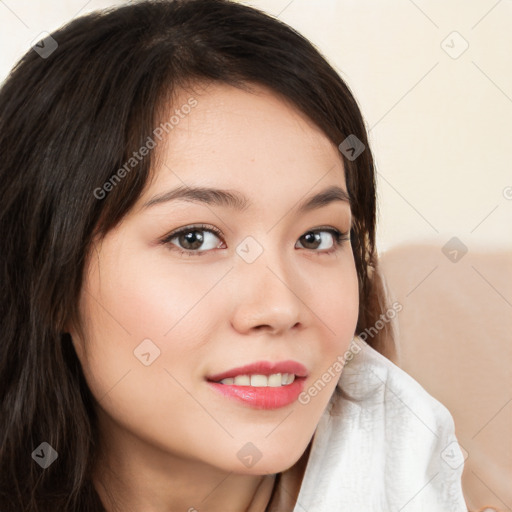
[1,0,510,255]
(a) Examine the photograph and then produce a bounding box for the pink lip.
[207,378,307,410]
[206,360,308,382]
[205,360,308,410]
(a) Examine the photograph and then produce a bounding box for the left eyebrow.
[296,185,352,213]
[142,184,351,212]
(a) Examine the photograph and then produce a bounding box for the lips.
[206,360,309,382]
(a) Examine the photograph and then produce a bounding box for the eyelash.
[160,223,350,257]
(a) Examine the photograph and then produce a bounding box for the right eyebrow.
[142,185,250,211]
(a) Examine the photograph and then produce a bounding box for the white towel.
[293,336,468,511]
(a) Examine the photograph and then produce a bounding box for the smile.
[218,373,296,387]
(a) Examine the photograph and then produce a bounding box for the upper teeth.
[220,373,296,387]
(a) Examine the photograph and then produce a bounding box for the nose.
[229,246,306,336]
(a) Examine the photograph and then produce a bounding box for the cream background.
[0,0,511,254]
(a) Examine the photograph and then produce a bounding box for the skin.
[69,82,359,512]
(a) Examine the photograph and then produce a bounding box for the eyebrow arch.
[142,184,351,213]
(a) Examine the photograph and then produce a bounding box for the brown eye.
[176,230,205,251]
[162,224,225,255]
[296,229,349,254]
[299,231,326,250]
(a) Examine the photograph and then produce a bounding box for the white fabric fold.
[292,336,468,511]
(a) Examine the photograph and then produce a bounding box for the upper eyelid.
[163,224,222,240]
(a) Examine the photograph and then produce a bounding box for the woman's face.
[71,82,359,476]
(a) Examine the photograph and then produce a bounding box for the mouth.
[205,360,308,409]
[206,359,308,382]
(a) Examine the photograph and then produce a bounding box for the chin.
[229,445,308,476]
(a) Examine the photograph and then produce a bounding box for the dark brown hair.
[0,0,395,509]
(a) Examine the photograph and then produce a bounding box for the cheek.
[73,260,217,456]
[306,251,359,341]
[299,254,359,404]
[75,249,225,394]
[85,246,222,344]
[323,262,359,332]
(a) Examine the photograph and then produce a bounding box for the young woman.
[0,1,468,510]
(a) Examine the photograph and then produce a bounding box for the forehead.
[139,81,347,209]
[166,81,338,157]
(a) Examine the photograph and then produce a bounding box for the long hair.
[0,0,395,509]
